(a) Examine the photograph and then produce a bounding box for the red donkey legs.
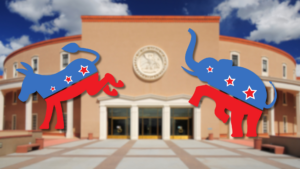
[86,73,124,96]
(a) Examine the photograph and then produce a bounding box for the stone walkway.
[1,139,300,169]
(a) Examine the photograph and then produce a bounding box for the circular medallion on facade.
[133,46,168,81]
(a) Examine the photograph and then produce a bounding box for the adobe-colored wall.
[274,90,297,135]
[80,21,220,138]
[4,40,81,78]
[219,41,295,80]
[3,90,25,130]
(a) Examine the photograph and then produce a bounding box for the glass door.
[139,108,162,139]
[107,108,130,139]
[171,108,193,139]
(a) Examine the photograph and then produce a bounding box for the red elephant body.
[189,85,262,137]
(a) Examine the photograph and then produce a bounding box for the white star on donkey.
[207,66,213,73]
[50,86,56,92]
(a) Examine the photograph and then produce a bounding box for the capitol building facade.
[0,16,299,140]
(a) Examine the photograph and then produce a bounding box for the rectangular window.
[62,54,69,69]
[32,92,38,101]
[232,55,238,66]
[283,65,287,78]
[62,114,67,132]
[283,116,287,133]
[13,91,17,104]
[12,115,16,130]
[283,92,287,105]
[263,115,268,133]
[13,63,18,77]
[263,60,267,72]
[32,58,38,73]
[32,114,38,130]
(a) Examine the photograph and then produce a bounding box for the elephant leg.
[230,111,245,137]
[40,99,55,129]
[54,102,64,129]
[246,108,262,137]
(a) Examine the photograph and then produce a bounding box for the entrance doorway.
[171,108,193,139]
[139,108,162,139]
[107,108,130,139]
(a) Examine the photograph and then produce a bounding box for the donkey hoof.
[40,124,49,129]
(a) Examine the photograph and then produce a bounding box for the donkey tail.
[62,43,101,64]
[78,48,101,64]
[264,81,277,109]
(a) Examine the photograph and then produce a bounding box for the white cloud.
[0,35,31,71]
[183,7,189,15]
[213,0,300,44]
[8,0,130,36]
[297,64,300,77]
[0,56,6,70]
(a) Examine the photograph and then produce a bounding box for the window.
[32,114,38,130]
[32,92,38,102]
[13,91,17,104]
[283,116,287,133]
[31,56,38,74]
[230,52,240,66]
[263,115,268,133]
[283,64,287,79]
[13,63,18,78]
[12,115,16,130]
[283,92,287,105]
[262,57,268,76]
[61,52,70,70]
[3,69,6,79]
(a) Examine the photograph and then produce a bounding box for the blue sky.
[1,0,300,76]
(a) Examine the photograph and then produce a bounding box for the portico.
[98,94,202,140]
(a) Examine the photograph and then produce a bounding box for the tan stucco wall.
[2,19,297,139]
[80,21,220,138]
[4,40,81,78]
[219,41,295,80]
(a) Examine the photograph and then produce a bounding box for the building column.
[193,107,201,140]
[269,87,275,136]
[296,92,300,136]
[130,105,138,140]
[0,91,4,131]
[25,94,32,130]
[229,111,233,139]
[66,99,73,138]
[99,105,107,140]
[162,105,170,140]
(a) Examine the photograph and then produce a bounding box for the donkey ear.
[21,62,33,72]
[16,69,28,75]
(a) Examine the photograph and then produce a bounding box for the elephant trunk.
[185,28,198,72]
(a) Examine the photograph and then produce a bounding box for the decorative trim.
[133,45,168,81]
[220,35,296,65]
[98,94,191,101]
[81,15,220,23]
[4,35,81,65]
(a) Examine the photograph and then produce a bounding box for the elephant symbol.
[182,28,277,137]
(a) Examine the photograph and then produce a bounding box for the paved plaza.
[1,139,300,169]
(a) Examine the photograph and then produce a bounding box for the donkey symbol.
[17,43,124,129]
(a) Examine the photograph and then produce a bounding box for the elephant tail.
[264,81,277,109]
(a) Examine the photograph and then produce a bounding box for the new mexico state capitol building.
[0,16,299,140]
